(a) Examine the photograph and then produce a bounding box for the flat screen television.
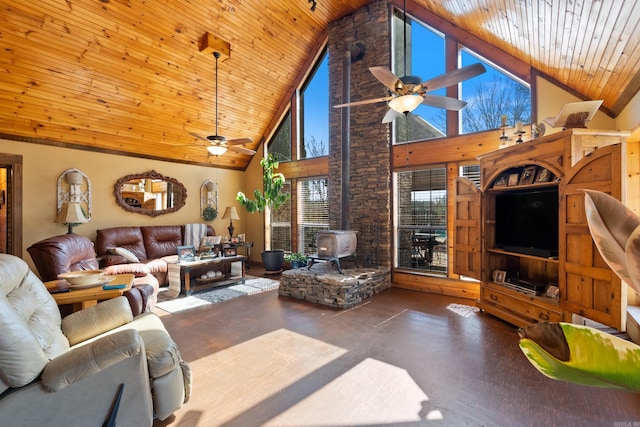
[494,188,559,258]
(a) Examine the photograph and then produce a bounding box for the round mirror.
[114,170,187,217]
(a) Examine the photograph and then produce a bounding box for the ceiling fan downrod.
[213,51,221,140]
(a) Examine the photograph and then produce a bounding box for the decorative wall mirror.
[114,170,187,217]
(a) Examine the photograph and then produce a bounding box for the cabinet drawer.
[481,284,564,323]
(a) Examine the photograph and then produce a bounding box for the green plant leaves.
[519,322,640,391]
[237,154,290,213]
[583,189,640,293]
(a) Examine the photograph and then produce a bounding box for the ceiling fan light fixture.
[389,94,422,114]
[207,145,228,156]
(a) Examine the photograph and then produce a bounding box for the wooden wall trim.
[0,153,23,257]
[393,270,480,301]
[390,127,529,169]
[0,133,230,170]
[277,156,329,179]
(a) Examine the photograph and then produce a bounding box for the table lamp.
[55,201,88,234]
[221,206,239,238]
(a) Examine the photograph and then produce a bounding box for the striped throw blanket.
[184,223,208,248]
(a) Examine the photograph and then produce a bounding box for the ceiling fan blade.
[369,67,402,92]
[421,94,467,111]
[189,132,210,142]
[420,63,487,92]
[381,108,402,123]
[226,137,253,145]
[333,96,393,108]
[229,145,257,155]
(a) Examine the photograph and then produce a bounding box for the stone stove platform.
[278,264,391,308]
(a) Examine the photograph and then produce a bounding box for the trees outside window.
[461,50,530,134]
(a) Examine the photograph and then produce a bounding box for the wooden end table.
[168,255,246,297]
[224,241,254,269]
[45,273,134,313]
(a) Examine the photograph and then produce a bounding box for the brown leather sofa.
[95,225,215,286]
[0,254,191,425]
[27,234,158,315]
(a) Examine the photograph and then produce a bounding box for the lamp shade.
[56,202,88,224]
[388,94,423,114]
[221,206,240,220]
[207,145,228,156]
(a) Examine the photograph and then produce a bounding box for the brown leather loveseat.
[95,225,215,286]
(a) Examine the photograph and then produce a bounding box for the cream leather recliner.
[0,254,191,426]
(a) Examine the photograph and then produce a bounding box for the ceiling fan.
[333,0,486,123]
[190,51,256,156]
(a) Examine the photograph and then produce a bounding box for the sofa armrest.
[125,284,154,316]
[62,297,133,346]
[41,329,143,392]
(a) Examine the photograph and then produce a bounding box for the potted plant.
[284,252,308,269]
[236,154,290,272]
[202,205,218,222]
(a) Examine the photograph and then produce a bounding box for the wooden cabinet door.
[453,177,482,280]
[560,144,624,329]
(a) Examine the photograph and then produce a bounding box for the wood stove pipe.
[341,41,365,230]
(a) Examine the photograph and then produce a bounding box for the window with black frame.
[396,168,447,273]
[299,178,329,254]
[299,50,329,159]
[268,111,292,162]
[270,181,292,253]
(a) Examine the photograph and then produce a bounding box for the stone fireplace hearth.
[278,264,391,308]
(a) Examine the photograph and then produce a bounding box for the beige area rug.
[154,277,280,314]
[178,329,437,426]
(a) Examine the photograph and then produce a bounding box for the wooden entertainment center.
[455,129,639,330]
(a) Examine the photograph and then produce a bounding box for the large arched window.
[266,47,329,254]
[300,51,329,159]
[392,9,531,143]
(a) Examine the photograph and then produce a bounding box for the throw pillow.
[103,263,150,278]
[109,247,139,263]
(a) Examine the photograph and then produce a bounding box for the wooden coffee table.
[168,255,246,297]
[45,273,134,312]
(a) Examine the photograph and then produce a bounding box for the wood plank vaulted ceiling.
[2,0,640,170]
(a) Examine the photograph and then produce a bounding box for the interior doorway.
[0,154,23,256]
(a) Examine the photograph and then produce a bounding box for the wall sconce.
[200,180,218,221]
[56,169,91,233]
[221,206,239,238]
